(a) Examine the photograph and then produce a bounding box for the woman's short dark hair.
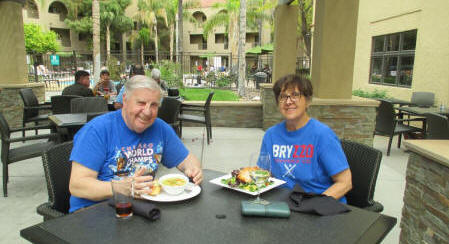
[129,64,145,77]
[273,74,313,104]
[75,70,90,83]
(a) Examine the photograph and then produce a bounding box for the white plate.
[209,174,286,196]
[141,185,201,202]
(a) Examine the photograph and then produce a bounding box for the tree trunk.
[299,0,311,58]
[154,23,159,64]
[177,0,183,63]
[229,12,239,69]
[106,24,111,63]
[140,41,144,66]
[121,32,127,64]
[237,0,246,97]
[169,23,174,61]
[92,0,101,83]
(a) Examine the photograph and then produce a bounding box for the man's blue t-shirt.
[115,86,125,104]
[260,119,349,203]
[69,110,189,212]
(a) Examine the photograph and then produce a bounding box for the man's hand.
[177,153,203,185]
[132,167,154,197]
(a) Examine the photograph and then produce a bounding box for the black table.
[397,106,449,117]
[21,170,396,244]
[49,112,107,141]
[376,98,415,107]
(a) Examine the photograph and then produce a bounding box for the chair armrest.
[395,118,426,123]
[9,124,52,133]
[182,107,206,113]
[182,104,203,109]
[7,133,59,143]
[24,104,52,110]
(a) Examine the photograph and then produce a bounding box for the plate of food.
[141,174,201,202]
[209,167,286,196]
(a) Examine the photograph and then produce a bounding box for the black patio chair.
[374,99,424,156]
[341,140,384,212]
[425,112,449,139]
[19,88,52,137]
[36,141,73,221]
[0,112,58,197]
[70,97,108,113]
[158,97,182,136]
[410,92,435,107]
[179,92,214,144]
[51,95,82,114]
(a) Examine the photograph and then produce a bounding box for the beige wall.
[353,0,449,105]
[22,0,88,51]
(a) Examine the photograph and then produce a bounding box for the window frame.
[369,29,417,88]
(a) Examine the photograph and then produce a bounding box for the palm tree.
[238,0,247,97]
[134,0,155,65]
[92,0,100,83]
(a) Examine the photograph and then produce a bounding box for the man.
[69,75,203,212]
[62,70,94,97]
[93,70,117,96]
[113,64,145,110]
[151,68,168,91]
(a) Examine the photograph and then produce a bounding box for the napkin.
[108,198,161,221]
[241,201,290,218]
[287,185,350,216]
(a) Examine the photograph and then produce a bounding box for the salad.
[221,167,273,192]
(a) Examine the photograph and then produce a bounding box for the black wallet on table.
[241,201,290,218]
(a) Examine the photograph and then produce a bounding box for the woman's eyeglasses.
[279,92,301,103]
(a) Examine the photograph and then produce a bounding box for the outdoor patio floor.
[1,127,407,243]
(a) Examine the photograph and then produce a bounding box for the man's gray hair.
[124,75,162,97]
[151,68,161,79]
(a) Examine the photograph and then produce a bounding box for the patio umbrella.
[246,46,262,54]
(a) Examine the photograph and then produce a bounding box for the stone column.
[272,4,298,83]
[0,0,45,128]
[311,0,360,99]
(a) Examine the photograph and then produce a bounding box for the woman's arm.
[322,168,352,200]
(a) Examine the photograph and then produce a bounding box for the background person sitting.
[113,64,145,110]
[93,70,117,97]
[62,70,94,97]
[151,68,168,91]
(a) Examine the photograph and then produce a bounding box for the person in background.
[113,64,145,110]
[93,70,117,96]
[257,74,352,203]
[151,68,168,91]
[62,70,94,97]
[69,75,203,212]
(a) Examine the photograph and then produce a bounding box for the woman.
[259,74,352,202]
[93,70,117,97]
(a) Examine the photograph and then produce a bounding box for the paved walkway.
[1,127,407,243]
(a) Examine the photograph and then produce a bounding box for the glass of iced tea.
[111,177,133,219]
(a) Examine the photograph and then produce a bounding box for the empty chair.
[0,112,57,197]
[51,95,82,114]
[37,141,73,220]
[411,92,435,107]
[374,99,424,156]
[179,92,214,144]
[19,88,52,137]
[341,140,384,212]
[70,97,108,113]
[425,112,449,139]
[158,97,182,136]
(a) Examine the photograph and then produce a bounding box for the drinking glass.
[249,152,271,205]
[111,177,134,219]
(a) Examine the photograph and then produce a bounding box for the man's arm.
[176,153,203,184]
[69,161,113,201]
[322,169,352,200]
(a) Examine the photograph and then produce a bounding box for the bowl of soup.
[159,174,188,195]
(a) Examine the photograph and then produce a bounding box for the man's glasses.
[279,92,302,103]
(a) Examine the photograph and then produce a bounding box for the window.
[369,29,417,87]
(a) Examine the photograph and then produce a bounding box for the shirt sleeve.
[70,123,108,172]
[160,121,189,168]
[115,87,125,103]
[317,130,349,177]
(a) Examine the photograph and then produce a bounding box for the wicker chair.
[374,99,424,156]
[341,140,384,212]
[37,141,73,221]
[51,95,82,114]
[19,88,52,137]
[179,92,214,144]
[158,97,182,136]
[70,97,108,113]
[0,112,58,197]
[425,112,449,139]
[411,92,435,107]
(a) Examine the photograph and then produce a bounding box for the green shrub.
[215,75,231,88]
[352,89,389,99]
[106,56,124,81]
[153,60,182,88]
